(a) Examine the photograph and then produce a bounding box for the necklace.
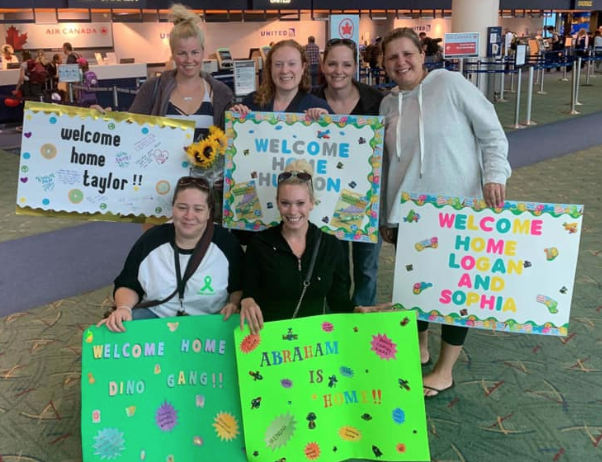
[176,78,204,103]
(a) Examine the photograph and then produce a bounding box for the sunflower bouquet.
[186,126,228,169]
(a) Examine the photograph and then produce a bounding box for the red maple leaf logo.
[6,26,28,51]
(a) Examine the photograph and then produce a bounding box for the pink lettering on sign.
[370,333,397,360]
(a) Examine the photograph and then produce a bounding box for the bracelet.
[116,305,132,313]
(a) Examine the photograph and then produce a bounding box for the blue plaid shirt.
[305,42,320,66]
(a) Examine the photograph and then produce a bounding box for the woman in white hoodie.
[379,28,511,398]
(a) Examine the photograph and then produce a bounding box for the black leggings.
[390,227,469,347]
[417,321,468,346]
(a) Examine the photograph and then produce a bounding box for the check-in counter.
[0,63,147,90]
[0,68,22,87]
[0,63,148,123]
[90,63,147,80]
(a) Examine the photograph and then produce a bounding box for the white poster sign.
[233,60,256,97]
[16,102,195,220]
[223,111,383,243]
[392,193,583,337]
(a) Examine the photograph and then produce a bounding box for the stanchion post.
[584,51,593,86]
[498,60,508,102]
[537,61,547,94]
[575,57,583,105]
[534,53,542,84]
[565,62,580,115]
[507,68,525,129]
[509,68,516,93]
[68,83,74,103]
[522,66,537,126]
[112,85,119,109]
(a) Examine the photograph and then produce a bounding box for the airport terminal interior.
[1,0,602,461]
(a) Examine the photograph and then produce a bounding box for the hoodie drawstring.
[395,83,425,178]
[418,83,424,179]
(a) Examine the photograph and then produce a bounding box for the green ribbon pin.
[199,275,215,294]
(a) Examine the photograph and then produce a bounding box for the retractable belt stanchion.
[566,60,580,115]
[509,67,516,93]
[575,57,583,106]
[522,66,537,126]
[537,59,547,94]
[584,50,594,86]
[68,83,74,103]
[498,59,508,102]
[507,67,525,129]
[534,53,542,85]
[112,85,119,109]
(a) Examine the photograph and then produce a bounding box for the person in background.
[364,36,383,84]
[545,26,563,71]
[574,28,589,67]
[594,30,602,71]
[76,57,98,107]
[62,42,79,64]
[230,39,330,116]
[1,44,19,70]
[423,37,442,64]
[47,53,62,89]
[99,176,243,333]
[36,50,49,67]
[313,38,384,307]
[379,28,510,398]
[128,3,233,221]
[240,160,390,333]
[14,51,36,98]
[304,35,321,87]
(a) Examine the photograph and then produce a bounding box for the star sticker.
[133,186,140,191]
[26,115,32,120]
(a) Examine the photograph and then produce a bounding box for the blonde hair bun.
[284,159,314,176]
[168,3,199,26]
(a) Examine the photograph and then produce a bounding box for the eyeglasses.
[325,38,357,51]
[177,176,211,190]
[277,171,313,184]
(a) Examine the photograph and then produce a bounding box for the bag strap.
[291,232,323,319]
[135,222,215,310]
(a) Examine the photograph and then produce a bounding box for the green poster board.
[234,312,430,461]
[81,315,245,461]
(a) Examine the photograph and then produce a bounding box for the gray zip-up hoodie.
[379,69,511,226]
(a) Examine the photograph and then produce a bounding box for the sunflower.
[187,139,219,169]
[207,125,228,154]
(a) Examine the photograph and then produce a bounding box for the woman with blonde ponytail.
[129,4,233,220]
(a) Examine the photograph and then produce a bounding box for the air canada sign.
[46,26,109,36]
[3,23,113,49]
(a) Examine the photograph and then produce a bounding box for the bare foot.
[423,370,454,397]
